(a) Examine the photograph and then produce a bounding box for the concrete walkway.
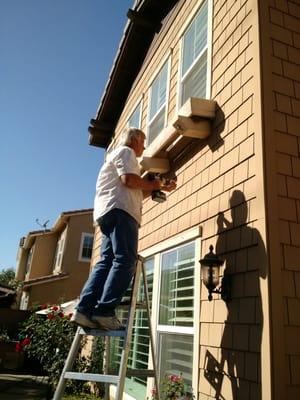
[0,373,49,399]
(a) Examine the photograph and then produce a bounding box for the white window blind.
[181,1,208,105]
[148,61,168,144]
[159,333,193,386]
[159,243,195,327]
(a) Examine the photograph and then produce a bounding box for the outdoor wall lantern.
[199,245,231,302]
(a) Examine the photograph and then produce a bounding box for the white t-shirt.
[93,146,143,224]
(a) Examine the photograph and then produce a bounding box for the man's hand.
[161,179,177,192]
[217,212,232,230]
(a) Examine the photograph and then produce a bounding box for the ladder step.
[127,368,155,378]
[64,372,119,384]
[78,327,126,337]
[119,301,147,309]
[109,368,155,378]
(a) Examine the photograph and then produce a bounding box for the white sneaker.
[70,310,98,329]
[91,315,125,330]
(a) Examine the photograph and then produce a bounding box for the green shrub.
[18,304,104,396]
[62,394,101,400]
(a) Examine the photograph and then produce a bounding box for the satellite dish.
[35,218,50,230]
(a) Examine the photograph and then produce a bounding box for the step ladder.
[53,256,160,400]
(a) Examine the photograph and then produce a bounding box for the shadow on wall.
[203,190,267,400]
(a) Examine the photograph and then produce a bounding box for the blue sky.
[0,1,132,269]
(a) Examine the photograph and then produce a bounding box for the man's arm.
[120,174,177,194]
[120,174,161,191]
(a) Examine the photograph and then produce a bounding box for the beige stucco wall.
[24,213,94,308]
[62,213,94,274]
[90,0,299,398]
[26,234,57,279]
[27,277,69,307]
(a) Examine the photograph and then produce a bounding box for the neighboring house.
[87,1,299,400]
[15,209,94,310]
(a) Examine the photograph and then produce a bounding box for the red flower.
[47,313,55,320]
[21,337,30,346]
[68,313,73,319]
[58,312,64,318]
[169,374,181,383]
[15,342,22,353]
[52,306,59,311]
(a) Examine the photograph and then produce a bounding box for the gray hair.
[119,127,145,146]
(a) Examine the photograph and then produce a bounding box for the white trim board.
[139,225,202,258]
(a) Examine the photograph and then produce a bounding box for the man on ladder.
[71,127,176,331]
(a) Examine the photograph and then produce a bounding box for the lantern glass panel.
[202,265,210,287]
[201,265,220,290]
[211,265,220,287]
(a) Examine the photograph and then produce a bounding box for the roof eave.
[23,273,69,289]
[88,0,180,148]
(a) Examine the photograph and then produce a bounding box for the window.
[157,242,195,384]
[110,241,197,399]
[53,229,67,272]
[53,237,65,271]
[25,247,33,276]
[158,333,194,386]
[180,1,209,106]
[128,101,142,129]
[148,60,169,144]
[79,233,94,262]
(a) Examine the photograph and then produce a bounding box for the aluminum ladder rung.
[64,372,119,384]
[125,368,155,378]
[108,368,155,378]
[78,327,126,337]
[119,301,147,309]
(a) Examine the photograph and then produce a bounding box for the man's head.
[120,127,146,157]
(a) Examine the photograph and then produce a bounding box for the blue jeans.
[76,208,138,317]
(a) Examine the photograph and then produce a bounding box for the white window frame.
[140,227,202,398]
[78,232,94,262]
[146,54,171,146]
[176,0,213,112]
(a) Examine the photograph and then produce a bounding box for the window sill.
[140,97,216,173]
